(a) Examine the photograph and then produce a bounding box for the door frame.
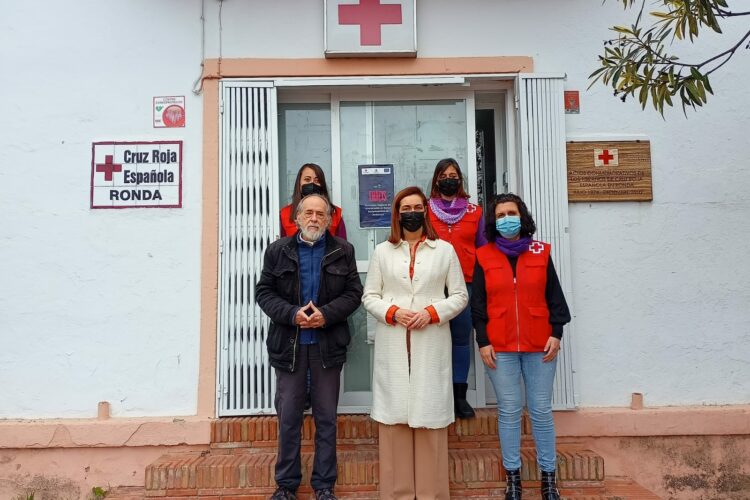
[276,82,493,413]
[215,74,575,415]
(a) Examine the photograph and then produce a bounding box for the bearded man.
[256,193,363,500]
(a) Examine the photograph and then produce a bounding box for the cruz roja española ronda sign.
[90,141,182,209]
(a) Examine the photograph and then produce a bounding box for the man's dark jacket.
[255,233,363,372]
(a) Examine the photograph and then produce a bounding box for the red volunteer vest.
[475,241,552,352]
[428,202,482,282]
[280,204,343,237]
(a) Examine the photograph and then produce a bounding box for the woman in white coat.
[363,186,468,500]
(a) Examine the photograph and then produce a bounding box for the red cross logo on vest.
[529,242,545,254]
[325,0,416,57]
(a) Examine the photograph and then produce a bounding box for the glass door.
[278,91,476,412]
[335,98,470,410]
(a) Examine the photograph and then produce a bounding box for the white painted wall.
[1,0,748,416]
[0,1,205,418]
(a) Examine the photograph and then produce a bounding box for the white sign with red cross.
[90,141,182,209]
[325,0,416,57]
[594,148,619,167]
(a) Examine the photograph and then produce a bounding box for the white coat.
[363,238,468,429]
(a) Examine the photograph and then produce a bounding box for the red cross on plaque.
[96,155,122,181]
[597,150,614,165]
[338,0,403,46]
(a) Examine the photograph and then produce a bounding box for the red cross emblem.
[594,148,619,167]
[529,242,545,254]
[598,150,614,165]
[96,155,122,181]
[338,0,403,46]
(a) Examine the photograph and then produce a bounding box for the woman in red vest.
[281,163,346,238]
[427,158,487,419]
[471,193,571,500]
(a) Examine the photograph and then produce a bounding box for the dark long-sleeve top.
[471,255,571,349]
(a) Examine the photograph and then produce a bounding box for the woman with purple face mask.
[426,158,487,419]
[471,193,571,500]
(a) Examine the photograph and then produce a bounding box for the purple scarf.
[495,236,532,257]
[428,197,468,225]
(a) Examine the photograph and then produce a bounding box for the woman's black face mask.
[301,182,324,197]
[437,178,460,196]
[400,211,425,232]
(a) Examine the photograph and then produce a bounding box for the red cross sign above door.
[325,0,417,57]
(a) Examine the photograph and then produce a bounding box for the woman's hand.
[394,308,416,328]
[406,309,431,330]
[543,337,561,362]
[479,345,496,369]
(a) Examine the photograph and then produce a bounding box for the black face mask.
[400,211,425,232]
[437,178,461,196]
[300,182,324,197]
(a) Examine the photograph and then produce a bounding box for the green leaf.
[703,75,714,94]
[613,25,633,35]
[639,84,649,109]
[696,79,707,102]
[685,80,704,106]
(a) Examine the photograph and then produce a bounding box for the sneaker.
[314,487,338,500]
[270,486,297,500]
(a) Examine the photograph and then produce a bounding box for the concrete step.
[106,486,146,500]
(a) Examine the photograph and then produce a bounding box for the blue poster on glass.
[358,164,394,229]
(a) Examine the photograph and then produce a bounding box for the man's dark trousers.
[275,343,341,492]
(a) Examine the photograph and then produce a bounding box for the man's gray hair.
[294,193,332,219]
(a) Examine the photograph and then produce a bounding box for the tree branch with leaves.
[589,0,750,115]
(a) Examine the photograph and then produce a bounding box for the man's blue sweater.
[297,233,326,344]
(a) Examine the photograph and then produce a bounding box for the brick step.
[113,477,658,500]
[145,446,604,497]
[211,409,533,449]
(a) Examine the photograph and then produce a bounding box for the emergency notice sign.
[153,96,185,128]
[90,141,182,209]
[358,164,394,228]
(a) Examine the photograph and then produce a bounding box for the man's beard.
[300,224,326,242]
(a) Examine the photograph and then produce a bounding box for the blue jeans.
[450,283,473,383]
[486,352,558,472]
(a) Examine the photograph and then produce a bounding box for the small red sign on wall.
[153,96,186,128]
[564,91,580,114]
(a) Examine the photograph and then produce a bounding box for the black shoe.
[314,487,337,500]
[504,468,522,500]
[541,470,560,500]
[270,486,297,500]
[453,383,476,418]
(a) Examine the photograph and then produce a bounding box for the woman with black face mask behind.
[280,163,348,413]
[280,163,347,238]
[363,186,468,499]
[426,158,487,419]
